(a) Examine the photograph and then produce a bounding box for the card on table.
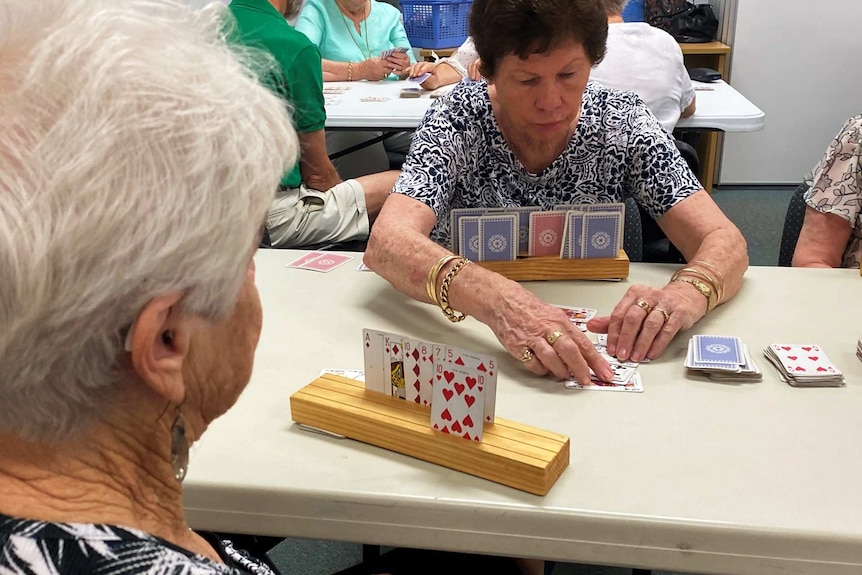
[692,334,743,365]
[362,329,387,394]
[764,343,844,386]
[478,214,518,262]
[286,251,325,268]
[528,211,566,257]
[297,253,354,272]
[581,212,621,259]
[555,304,597,324]
[384,334,406,399]
[430,354,486,441]
[565,372,643,392]
[458,215,481,261]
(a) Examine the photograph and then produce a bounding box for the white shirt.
[590,22,695,133]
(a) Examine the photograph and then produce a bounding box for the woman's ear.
[127,292,191,404]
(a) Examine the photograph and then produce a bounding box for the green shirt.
[229,0,326,188]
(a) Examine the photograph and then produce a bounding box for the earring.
[170,414,189,482]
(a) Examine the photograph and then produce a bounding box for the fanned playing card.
[457,215,481,261]
[581,212,621,259]
[442,345,497,424]
[383,334,405,399]
[478,214,517,261]
[528,211,566,257]
[362,329,386,394]
[402,337,423,404]
[430,357,486,441]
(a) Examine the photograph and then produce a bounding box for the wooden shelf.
[476,251,629,281]
[680,41,731,55]
[290,374,570,496]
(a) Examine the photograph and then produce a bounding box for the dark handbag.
[646,1,719,43]
[643,0,687,32]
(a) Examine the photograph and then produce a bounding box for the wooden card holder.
[290,374,569,496]
[476,250,629,281]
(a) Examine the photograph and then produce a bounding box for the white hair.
[0,0,298,441]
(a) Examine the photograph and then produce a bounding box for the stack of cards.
[449,203,625,262]
[287,251,353,273]
[363,329,497,442]
[555,304,597,332]
[763,344,844,387]
[564,333,644,392]
[379,47,408,59]
[685,335,761,382]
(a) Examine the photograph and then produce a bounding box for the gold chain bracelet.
[425,255,459,306]
[438,258,470,322]
[347,61,353,82]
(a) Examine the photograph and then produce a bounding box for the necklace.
[337,0,371,60]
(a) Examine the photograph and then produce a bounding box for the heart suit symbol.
[454,382,465,395]
[442,389,453,401]
[441,408,452,421]
[464,395,476,408]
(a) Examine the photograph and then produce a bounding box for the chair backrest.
[778,182,809,267]
[623,198,644,262]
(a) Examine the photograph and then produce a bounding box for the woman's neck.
[0,412,218,561]
[337,0,368,20]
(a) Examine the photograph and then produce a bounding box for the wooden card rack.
[290,374,569,496]
[476,250,629,281]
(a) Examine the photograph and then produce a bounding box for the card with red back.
[430,356,486,442]
[442,345,497,424]
[287,251,325,268]
[528,211,566,257]
[298,253,353,272]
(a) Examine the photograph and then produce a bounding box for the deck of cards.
[564,332,644,392]
[685,335,761,382]
[363,329,497,442]
[450,203,624,262]
[286,251,353,273]
[763,344,844,387]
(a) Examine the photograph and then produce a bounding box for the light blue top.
[295,0,416,80]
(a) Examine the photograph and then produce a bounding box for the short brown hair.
[470,0,608,78]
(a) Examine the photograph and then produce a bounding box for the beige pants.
[266,180,368,248]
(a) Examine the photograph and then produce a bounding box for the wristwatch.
[672,276,717,313]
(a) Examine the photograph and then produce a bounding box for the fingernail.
[601,369,614,382]
[617,348,627,359]
[630,352,640,362]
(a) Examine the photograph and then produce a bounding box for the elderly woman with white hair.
[0,0,297,572]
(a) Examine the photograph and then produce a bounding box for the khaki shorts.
[266,180,368,248]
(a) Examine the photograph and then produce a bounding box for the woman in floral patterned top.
[793,115,862,268]
[0,0,297,573]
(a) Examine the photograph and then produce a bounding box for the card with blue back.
[457,216,480,261]
[581,212,621,258]
[478,214,517,261]
[692,335,743,365]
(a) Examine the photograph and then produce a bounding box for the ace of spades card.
[430,357,486,442]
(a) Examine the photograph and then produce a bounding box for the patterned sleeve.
[440,37,477,78]
[803,115,862,226]
[622,95,702,220]
[392,99,467,220]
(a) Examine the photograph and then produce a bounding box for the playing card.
[457,215,481,261]
[581,212,621,259]
[555,304,597,323]
[685,341,741,372]
[402,337,423,404]
[286,251,325,268]
[505,206,540,254]
[430,355,486,441]
[478,214,517,261]
[565,372,643,392]
[442,345,497,424]
[417,340,435,406]
[768,344,840,376]
[583,202,626,215]
[450,208,484,253]
[298,253,353,272]
[562,211,584,259]
[408,72,432,83]
[362,329,386,394]
[692,335,743,365]
[380,49,393,59]
[383,334,405,399]
[528,211,566,257]
[319,368,365,382]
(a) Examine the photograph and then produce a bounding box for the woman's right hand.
[359,57,395,81]
[466,58,482,81]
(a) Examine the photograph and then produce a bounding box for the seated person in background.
[0,0,296,572]
[295,0,414,179]
[230,0,399,248]
[792,114,862,268]
[409,37,483,90]
[588,0,695,134]
[364,0,748,384]
[295,0,416,81]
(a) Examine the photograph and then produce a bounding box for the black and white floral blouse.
[392,79,703,248]
[0,512,276,574]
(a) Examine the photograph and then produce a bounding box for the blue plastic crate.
[622,0,644,22]
[401,0,472,50]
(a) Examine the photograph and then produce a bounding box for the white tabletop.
[184,250,861,575]
[324,80,764,132]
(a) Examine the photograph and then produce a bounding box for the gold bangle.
[676,267,723,305]
[426,255,459,306]
[691,260,724,282]
[438,257,470,322]
[347,61,353,82]
[671,276,717,313]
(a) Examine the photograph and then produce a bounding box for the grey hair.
[602,0,628,15]
[0,0,298,441]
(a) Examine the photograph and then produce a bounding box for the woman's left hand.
[586,281,708,362]
[385,51,411,76]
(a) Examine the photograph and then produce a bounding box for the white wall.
[720,0,862,185]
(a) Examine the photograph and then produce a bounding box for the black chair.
[778,182,809,267]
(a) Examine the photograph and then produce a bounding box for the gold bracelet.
[671,276,718,313]
[438,258,470,322]
[425,255,459,305]
[691,260,724,282]
[676,267,723,305]
[347,61,353,82]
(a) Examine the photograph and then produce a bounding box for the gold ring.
[635,300,652,314]
[546,330,564,345]
[653,307,670,323]
[518,348,534,363]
